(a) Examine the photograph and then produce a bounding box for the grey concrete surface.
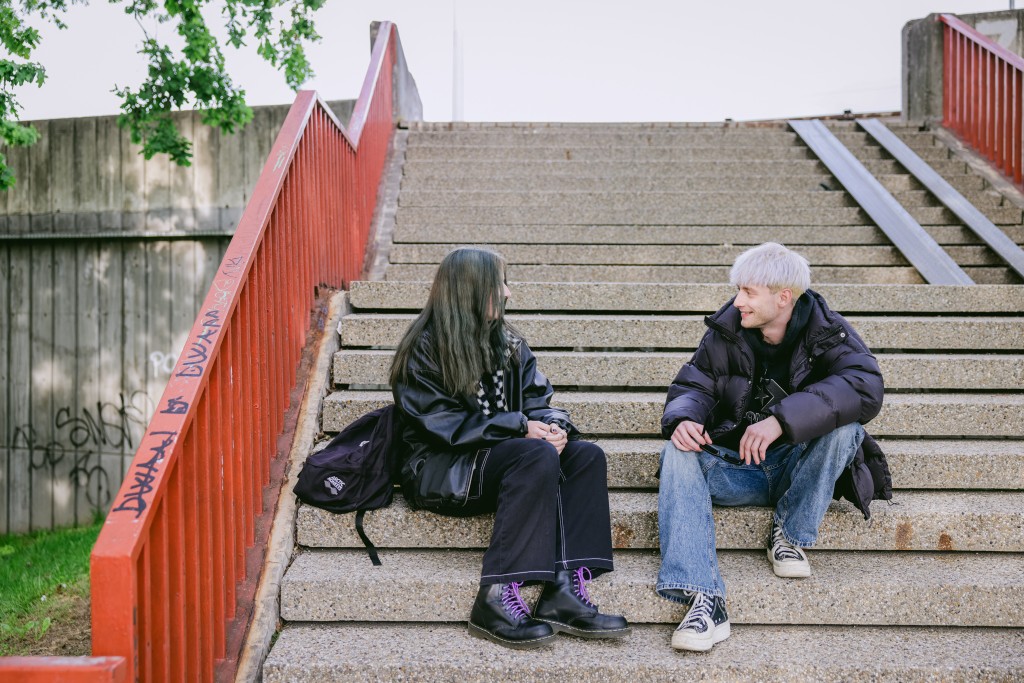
[323,390,1024,437]
[401,158,970,177]
[384,263,1018,284]
[390,223,1024,245]
[402,142,947,163]
[265,108,1024,681]
[265,623,1024,683]
[393,204,1020,226]
[590,438,1024,491]
[296,490,1024,552]
[395,205,875,226]
[334,349,1024,390]
[399,172,985,195]
[407,131,805,147]
[388,244,1008,267]
[347,281,1024,313]
[280,549,1024,626]
[396,188,1000,210]
[397,189,861,208]
[404,145,819,162]
[338,313,1024,351]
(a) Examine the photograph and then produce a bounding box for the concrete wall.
[1,100,354,236]
[903,10,1024,123]
[0,100,354,534]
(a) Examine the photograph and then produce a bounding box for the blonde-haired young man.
[657,242,890,652]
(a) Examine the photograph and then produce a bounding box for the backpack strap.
[355,509,382,566]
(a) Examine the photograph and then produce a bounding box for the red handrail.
[940,13,1024,187]
[87,23,398,683]
[0,657,127,682]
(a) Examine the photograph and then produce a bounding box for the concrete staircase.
[263,121,1024,681]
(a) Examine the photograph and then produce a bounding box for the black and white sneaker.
[768,518,810,578]
[671,592,730,652]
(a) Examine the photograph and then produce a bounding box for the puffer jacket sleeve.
[394,343,528,449]
[770,323,884,444]
[662,333,719,438]
[519,342,575,430]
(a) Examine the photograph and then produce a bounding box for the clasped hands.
[527,420,568,454]
[671,416,783,465]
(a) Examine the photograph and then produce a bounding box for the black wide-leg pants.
[460,438,615,586]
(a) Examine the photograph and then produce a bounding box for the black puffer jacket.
[393,331,575,513]
[662,289,892,518]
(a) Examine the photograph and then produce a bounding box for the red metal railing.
[86,23,399,683]
[941,13,1024,188]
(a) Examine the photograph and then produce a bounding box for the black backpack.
[293,404,398,565]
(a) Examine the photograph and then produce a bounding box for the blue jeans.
[656,422,864,602]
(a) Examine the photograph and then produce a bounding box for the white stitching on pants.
[556,487,567,567]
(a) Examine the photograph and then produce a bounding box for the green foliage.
[0,0,326,185]
[0,520,101,653]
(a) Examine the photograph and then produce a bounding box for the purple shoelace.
[501,581,531,619]
[573,567,595,607]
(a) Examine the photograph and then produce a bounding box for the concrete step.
[265,622,1024,683]
[384,263,1020,285]
[296,490,1024,552]
[405,129,943,149]
[838,131,944,152]
[394,205,1022,226]
[833,130,942,149]
[324,391,1024,438]
[339,313,1024,351]
[405,145,820,162]
[400,172,987,193]
[347,281,1024,314]
[401,158,970,177]
[561,438,1024,491]
[401,172,836,192]
[403,144,946,163]
[309,435,1023,492]
[396,189,1003,210]
[848,144,950,162]
[407,130,806,146]
[388,244,1007,267]
[334,350,1024,391]
[395,205,870,226]
[280,549,1024,627]
[398,189,860,209]
[391,223,1024,245]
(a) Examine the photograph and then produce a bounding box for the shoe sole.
[768,548,811,578]
[535,618,632,640]
[467,622,557,649]
[671,621,731,652]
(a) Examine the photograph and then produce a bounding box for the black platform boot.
[468,582,557,649]
[534,568,631,639]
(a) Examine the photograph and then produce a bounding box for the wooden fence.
[0,102,352,534]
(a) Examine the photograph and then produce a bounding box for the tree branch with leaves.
[0,0,326,190]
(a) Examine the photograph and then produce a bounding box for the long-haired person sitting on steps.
[389,247,629,650]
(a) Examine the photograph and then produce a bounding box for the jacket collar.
[705,288,842,354]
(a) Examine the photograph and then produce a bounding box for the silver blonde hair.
[729,242,811,298]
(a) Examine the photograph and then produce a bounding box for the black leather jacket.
[392,330,575,512]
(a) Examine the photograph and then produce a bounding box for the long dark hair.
[389,247,518,396]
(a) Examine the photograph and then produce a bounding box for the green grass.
[0,519,103,653]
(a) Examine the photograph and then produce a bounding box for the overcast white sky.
[15,1,1014,124]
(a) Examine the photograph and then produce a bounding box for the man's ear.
[777,288,794,307]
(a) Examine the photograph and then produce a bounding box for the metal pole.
[452,0,464,121]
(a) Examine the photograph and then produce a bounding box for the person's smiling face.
[733,283,786,331]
